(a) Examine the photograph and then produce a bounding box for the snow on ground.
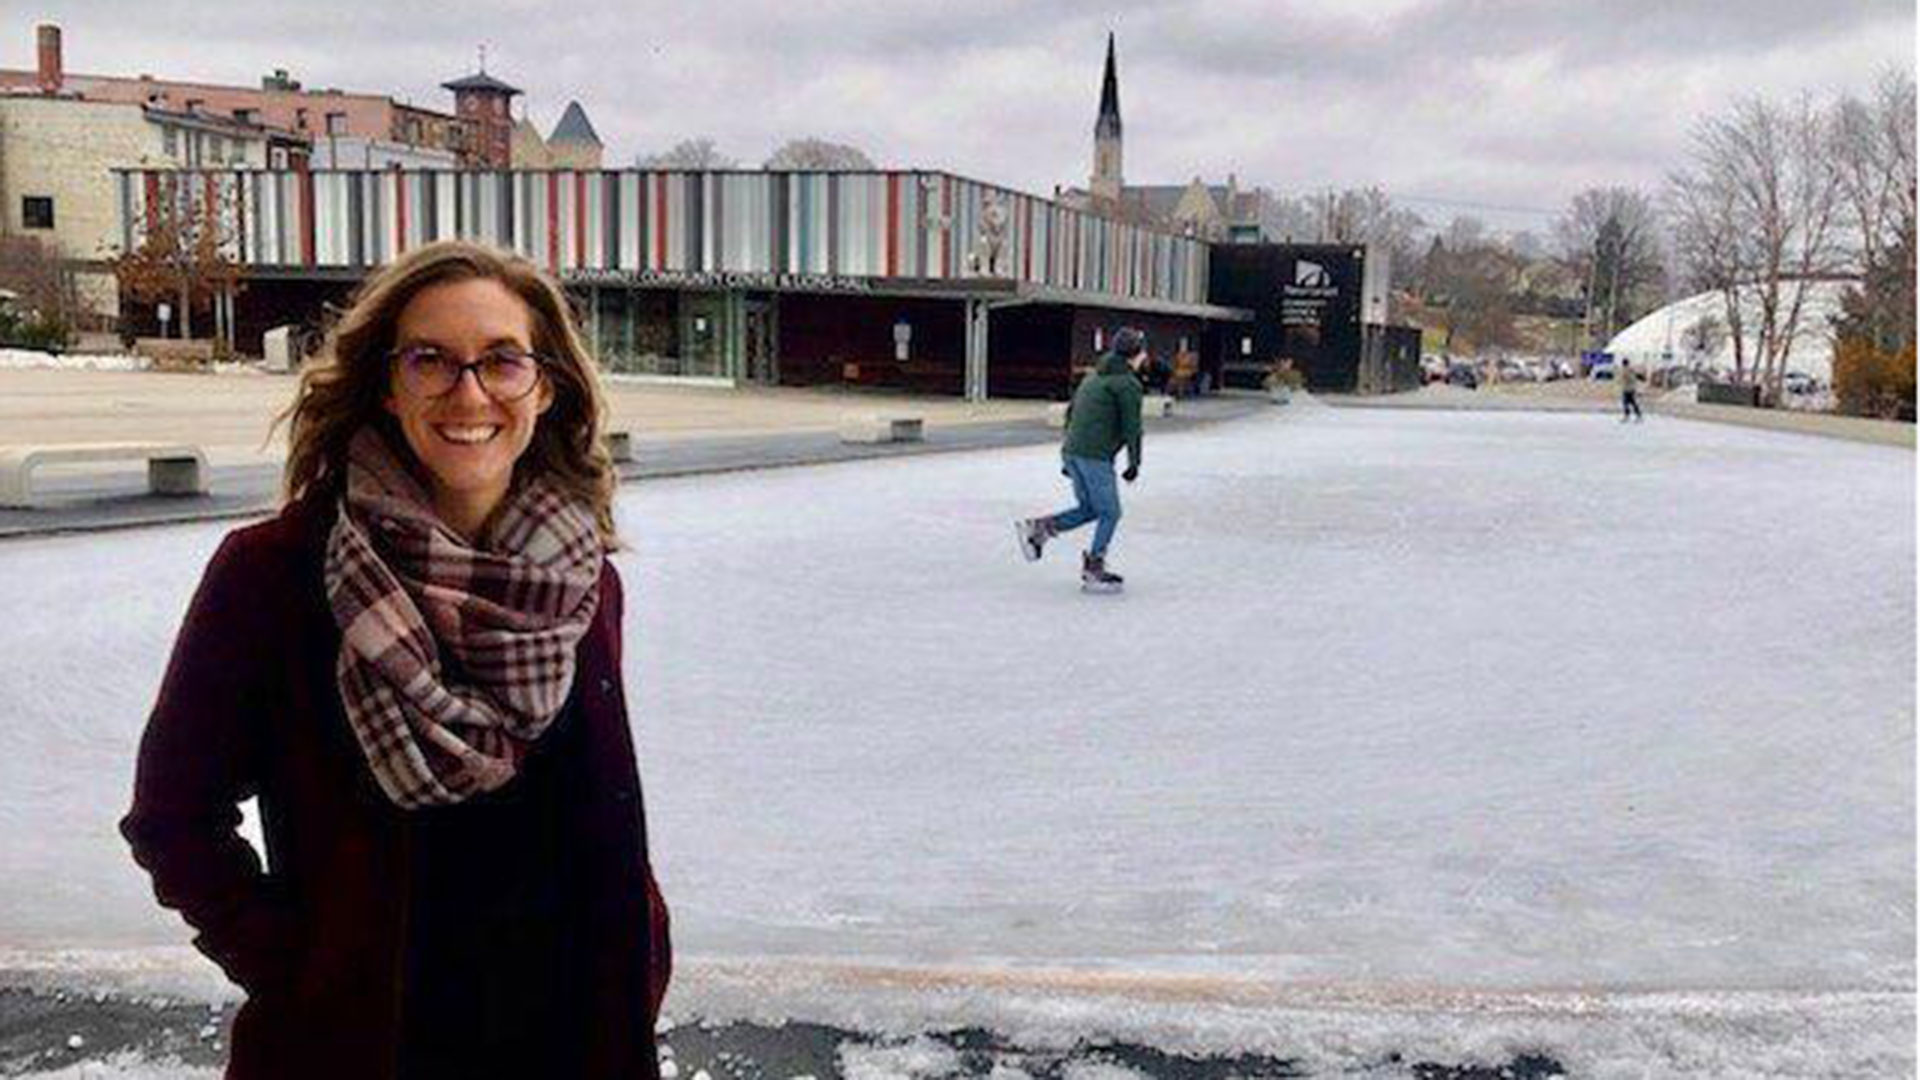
[0,348,148,372]
[0,404,1911,1076]
[0,348,264,375]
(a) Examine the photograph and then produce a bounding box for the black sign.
[1209,244,1366,391]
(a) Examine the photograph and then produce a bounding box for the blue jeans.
[1048,454,1122,557]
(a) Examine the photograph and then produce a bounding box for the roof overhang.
[227,266,1252,322]
[1016,282,1253,321]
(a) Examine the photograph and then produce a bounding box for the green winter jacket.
[1062,352,1144,467]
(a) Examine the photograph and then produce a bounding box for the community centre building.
[104,33,1418,399]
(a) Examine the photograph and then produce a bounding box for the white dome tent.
[1605,281,1852,383]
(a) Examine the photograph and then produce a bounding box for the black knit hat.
[1111,326,1147,359]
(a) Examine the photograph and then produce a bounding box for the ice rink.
[0,402,1911,1075]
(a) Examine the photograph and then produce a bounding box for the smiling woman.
[119,241,671,1080]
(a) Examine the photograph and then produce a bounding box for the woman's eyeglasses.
[390,345,545,401]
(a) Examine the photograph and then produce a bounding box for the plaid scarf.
[324,428,605,809]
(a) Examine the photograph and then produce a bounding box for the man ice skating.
[1016,326,1147,593]
[1620,358,1644,422]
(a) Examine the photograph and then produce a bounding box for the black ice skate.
[1081,552,1124,594]
[1016,517,1053,562]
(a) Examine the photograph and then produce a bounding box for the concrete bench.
[1048,397,1171,428]
[0,442,209,508]
[605,430,634,464]
[838,414,925,444]
[136,339,215,372]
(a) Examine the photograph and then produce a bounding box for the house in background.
[511,101,605,170]
[0,23,604,326]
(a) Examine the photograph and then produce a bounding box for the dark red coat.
[122,497,669,1079]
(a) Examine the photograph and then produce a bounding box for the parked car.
[1445,363,1480,389]
[1652,364,1697,389]
[1783,370,1820,395]
[1494,359,1532,383]
[1589,361,1616,381]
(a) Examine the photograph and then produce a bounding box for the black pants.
[1622,391,1642,420]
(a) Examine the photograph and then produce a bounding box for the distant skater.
[1620,358,1644,422]
[1016,327,1147,593]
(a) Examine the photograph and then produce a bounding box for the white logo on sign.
[1295,260,1331,288]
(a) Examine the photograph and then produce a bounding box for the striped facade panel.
[619,174,642,271]
[312,175,343,266]
[113,168,1211,305]
[717,174,758,271]
[556,172,577,270]
[510,173,529,262]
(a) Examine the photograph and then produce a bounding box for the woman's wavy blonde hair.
[278,240,618,544]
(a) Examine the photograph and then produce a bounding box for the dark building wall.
[121,276,359,357]
[1065,309,1209,393]
[986,305,1075,400]
[1361,323,1423,394]
[776,295,965,395]
[1209,243,1367,391]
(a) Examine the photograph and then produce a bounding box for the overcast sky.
[10,1,1914,234]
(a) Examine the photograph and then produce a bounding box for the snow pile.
[0,348,148,372]
[673,963,1912,1079]
[15,1055,217,1080]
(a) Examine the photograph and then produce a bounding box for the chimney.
[36,24,63,94]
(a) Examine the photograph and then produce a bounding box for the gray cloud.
[11,0,1912,232]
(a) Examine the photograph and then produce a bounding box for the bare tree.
[1552,186,1663,347]
[1256,193,1321,242]
[112,173,244,345]
[1255,188,1423,260]
[1681,310,1725,364]
[1424,240,1521,353]
[1325,187,1425,275]
[764,137,875,171]
[1666,94,1846,395]
[635,138,738,169]
[1829,68,1916,278]
[1443,214,1487,252]
[0,235,79,348]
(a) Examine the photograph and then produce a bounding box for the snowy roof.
[1606,281,1853,380]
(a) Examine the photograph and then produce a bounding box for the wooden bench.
[837,414,925,445]
[0,442,209,508]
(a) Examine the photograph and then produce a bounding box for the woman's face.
[383,277,554,534]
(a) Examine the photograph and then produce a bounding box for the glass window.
[681,294,727,379]
[22,197,54,229]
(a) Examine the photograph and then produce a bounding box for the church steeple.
[1096,32,1122,140]
[1091,32,1124,204]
